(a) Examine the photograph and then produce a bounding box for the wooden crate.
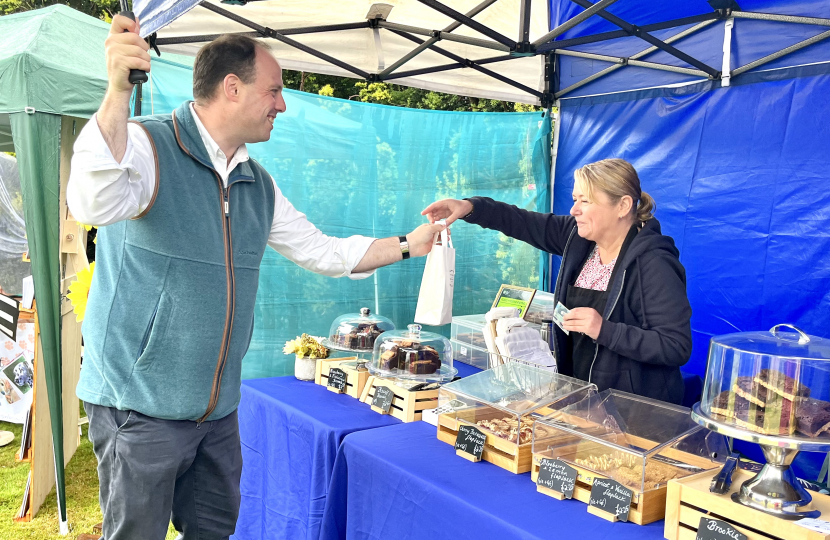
[437,407,535,474]
[315,358,366,399]
[665,469,830,540]
[359,376,438,422]
[529,431,721,525]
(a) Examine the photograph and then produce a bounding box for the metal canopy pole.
[555,49,709,77]
[555,18,716,98]
[385,54,520,80]
[199,2,370,79]
[379,0,498,77]
[536,12,719,53]
[378,21,510,52]
[569,0,721,78]
[732,11,830,27]
[390,29,542,98]
[519,0,532,44]
[532,0,620,47]
[732,28,830,76]
[156,32,260,46]
[416,0,517,49]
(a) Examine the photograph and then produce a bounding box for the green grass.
[0,401,178,539]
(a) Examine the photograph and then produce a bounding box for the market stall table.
[233,363,482,540]
[319,422,665,540]
[232,377,401,540]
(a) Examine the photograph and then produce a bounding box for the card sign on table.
[695,517,748,540]
[536,458,577,499]
[588,477,633,522]
[454,424,486,462]
[327,368,347,393]
[371,386,395,414]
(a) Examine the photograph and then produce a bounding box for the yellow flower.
[66,262,95,322]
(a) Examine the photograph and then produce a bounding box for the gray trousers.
[84,402,243,540]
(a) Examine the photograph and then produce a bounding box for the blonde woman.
[423,158,692,404]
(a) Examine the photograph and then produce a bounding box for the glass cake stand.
[692,324,830,519]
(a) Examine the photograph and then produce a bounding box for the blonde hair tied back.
[573,158,655,222]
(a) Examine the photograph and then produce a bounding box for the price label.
[695,517,748,540]
[536,458,577,499]
[588,478,633,522]
[371,386,395,414]
[454,424,486,461]
[327,368,347,393]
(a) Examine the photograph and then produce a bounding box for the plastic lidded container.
[533,389,727,495]
[697,324,830,447]
[369,324,456,382]
[439,363,595,445]
[323,307,395,353]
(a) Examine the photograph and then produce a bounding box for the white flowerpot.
[294,354,316,381]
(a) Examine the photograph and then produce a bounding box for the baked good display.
[533,388,727,496]
[378,339,441,375]
[369,324,456,382]
[693,326,830,518]
[324,308,395,352]
[475,416,549,445]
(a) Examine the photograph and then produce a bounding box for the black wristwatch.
[399,236,410,260]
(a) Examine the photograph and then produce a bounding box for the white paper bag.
[414,228,455,326]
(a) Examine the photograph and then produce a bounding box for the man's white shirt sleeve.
[66,115,376,279]
[267,183,375,280]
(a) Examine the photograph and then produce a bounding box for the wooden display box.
[529,431,721,525]
[665,469,830,540]
[437,407,536,474]
[314,357,365,398]
[360,376,438,422]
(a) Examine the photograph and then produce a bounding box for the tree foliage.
[0,0,119,20]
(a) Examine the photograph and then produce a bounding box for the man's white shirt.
[67,104,375,279]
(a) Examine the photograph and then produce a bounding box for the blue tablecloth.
[232,377,401,540]
[319,422,665,540]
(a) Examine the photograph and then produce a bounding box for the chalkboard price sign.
[371,386,395,414]
[327,368,347,393]
[536,458,577,499]
[454,424,486,461]
[588,478,633,522]
[695,517,748,540]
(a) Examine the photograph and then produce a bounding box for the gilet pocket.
[135,294,174,372]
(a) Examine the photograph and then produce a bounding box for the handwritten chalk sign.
[696,517,748,540]
[327,368,347,393]
[588,478,633,522]
[454,424,486,461]
[536,458,577,499]
[371,386,395,414]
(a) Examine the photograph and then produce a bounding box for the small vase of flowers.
[283,334,330,381]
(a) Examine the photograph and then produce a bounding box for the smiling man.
[67,16,443,540]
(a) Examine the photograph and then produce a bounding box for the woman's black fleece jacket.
[463,197,693,404]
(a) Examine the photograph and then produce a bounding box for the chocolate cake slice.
[753,369,810,401]
[710,390,751,419]
[732,376,770,407]
[710,390,795,435]
[795,398,830,438]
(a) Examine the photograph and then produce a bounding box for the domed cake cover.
[369,324,457,382]
[699,324,830,445]
[325,307,395,352]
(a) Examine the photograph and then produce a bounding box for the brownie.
[733,376,770,407]
[331,322,384,350]
[710,390,795,436]
[753,369,810,401]
[376,342,442,375]
[795,398,830,438]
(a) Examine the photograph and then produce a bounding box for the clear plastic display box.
[436,363,594,473]
[531,389,727,524]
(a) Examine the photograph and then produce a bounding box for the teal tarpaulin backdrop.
[146,58,551,378]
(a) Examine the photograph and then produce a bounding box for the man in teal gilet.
[67,16,444,540]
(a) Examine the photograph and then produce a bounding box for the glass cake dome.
[369,324,456,382]
[323,307,395,353]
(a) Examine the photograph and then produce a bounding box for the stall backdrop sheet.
[146,57,549,379]
[0,321,35,423]
[320,422,664,540]
[232,377,399,540]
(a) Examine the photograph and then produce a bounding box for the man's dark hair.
[192,35,270,102]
